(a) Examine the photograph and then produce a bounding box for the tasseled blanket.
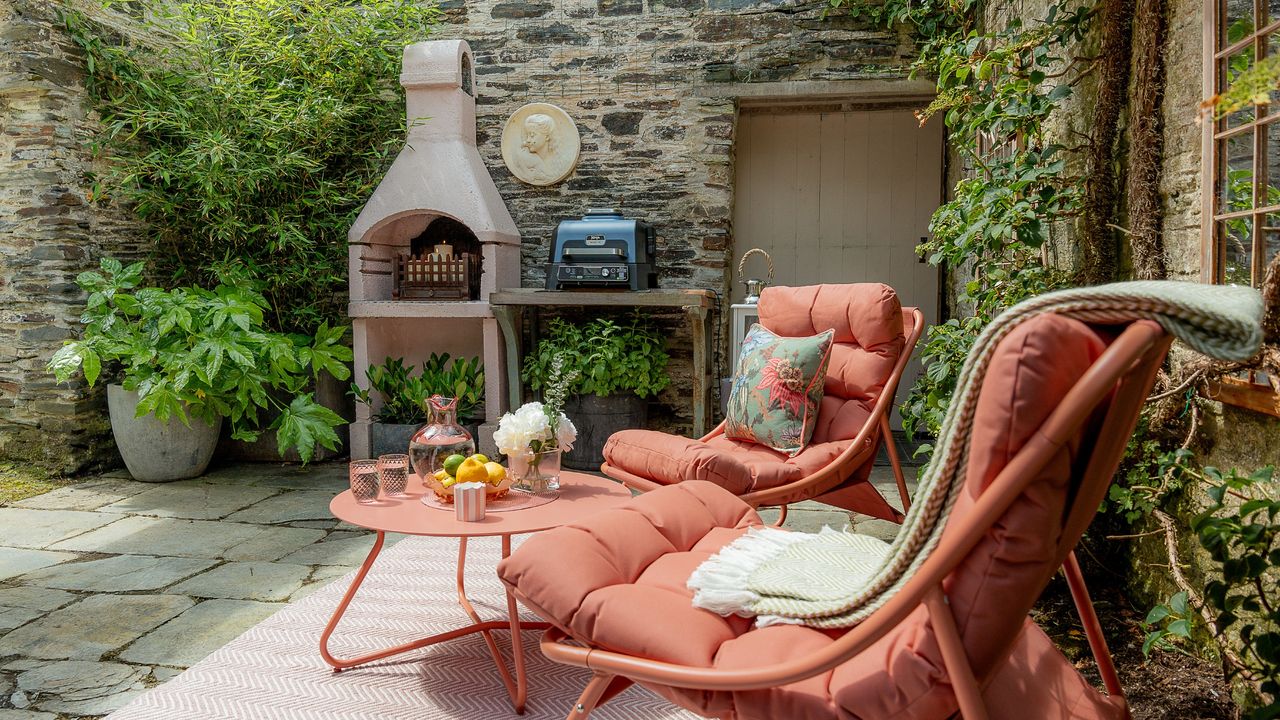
[688,281,1264,628]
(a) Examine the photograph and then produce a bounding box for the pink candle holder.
[454,482,486,521]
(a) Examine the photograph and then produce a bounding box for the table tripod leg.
[502,534,530,713]
[457,537,521,709]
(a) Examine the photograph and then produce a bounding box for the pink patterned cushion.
[724,324,834,456]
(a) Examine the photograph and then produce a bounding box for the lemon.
[442,454,466,476]
[441,475,458,488]
[433,469,448,482]
[455,457,489,486]
[470,453,490,464]
[483,461,506,485]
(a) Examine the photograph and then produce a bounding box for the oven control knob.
[601,267,611,277]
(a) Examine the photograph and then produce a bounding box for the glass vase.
[409,395,475,480]
[510,448,562,495]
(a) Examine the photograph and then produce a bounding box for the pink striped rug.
[107,535,700,719]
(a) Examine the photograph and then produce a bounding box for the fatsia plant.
[48,258,352,462]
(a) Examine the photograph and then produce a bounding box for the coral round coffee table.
[321,470,630,714]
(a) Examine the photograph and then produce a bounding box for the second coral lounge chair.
[501,312,1175,720]
[602,283,924,523]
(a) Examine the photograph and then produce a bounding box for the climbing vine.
[832,0,1095,440]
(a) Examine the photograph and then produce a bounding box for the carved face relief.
[501,103,580,186]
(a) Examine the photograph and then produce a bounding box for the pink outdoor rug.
[107,535,700,719]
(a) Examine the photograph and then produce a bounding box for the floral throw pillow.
[724,324,835,456]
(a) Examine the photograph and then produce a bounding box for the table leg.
[318,532,547,714]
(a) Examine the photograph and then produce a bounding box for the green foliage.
[522,316,671,400]
[48,258,351,462]
[62,0,440,333]
[352,355,485,425]
[1143,463,1280,717]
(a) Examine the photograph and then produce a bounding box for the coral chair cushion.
[725,324,835,455]
[758,284,904,445]
[604,429,858,495]
[504,313,1122,720]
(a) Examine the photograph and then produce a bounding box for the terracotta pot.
[107,384,221,482]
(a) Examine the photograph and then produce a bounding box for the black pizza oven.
[545,209,656,290]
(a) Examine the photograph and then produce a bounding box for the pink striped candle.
[454,482,486,522]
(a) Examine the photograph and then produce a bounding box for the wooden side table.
[489,288,718,436]
[321,471,632,714]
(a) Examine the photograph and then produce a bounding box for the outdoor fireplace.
[347,40,521,458]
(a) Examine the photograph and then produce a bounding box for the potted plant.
[522,315,670,470]
[351,354,484,456]
[495,356,578,494]
[48,258,351,481]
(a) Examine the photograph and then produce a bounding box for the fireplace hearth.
[347,40,521,457]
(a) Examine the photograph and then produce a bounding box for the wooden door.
[732,106,944,428]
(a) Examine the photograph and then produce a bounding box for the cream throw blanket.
[688,281,1264,628]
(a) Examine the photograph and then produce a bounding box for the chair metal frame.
[602,307,926,522]
[520,320,1172,720]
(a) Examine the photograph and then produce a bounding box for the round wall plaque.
[500,102,581,186]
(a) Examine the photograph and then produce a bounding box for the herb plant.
[522,316,671,399]
[352,354,485,425]
[48,258,351,463]
[62,0,440,333]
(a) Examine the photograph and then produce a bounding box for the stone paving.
[0,462,909,719]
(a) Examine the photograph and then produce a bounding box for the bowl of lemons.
[427,453,511,502]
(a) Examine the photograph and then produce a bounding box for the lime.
[442,454,466,476]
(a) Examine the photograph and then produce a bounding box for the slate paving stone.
[851,518,901,543]
[287,519,338,529]
[223,490,340,525]
[0,588,77,612]
[0,509,115,549]
[0,594,193,661]
[171,561,311,601]
[98,483,279,520]
[0,548,77,581]
[0,711,57,720]
[12,479,148,512]
[278,532,404,567]
[17,660,148,716]
[119,599,279,667]
[48,516,326,561]
[0,608,44,634]
[16,555,217,593]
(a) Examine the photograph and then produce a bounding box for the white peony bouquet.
[493,401,577,456]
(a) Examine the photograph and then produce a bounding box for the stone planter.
[370,422,418,458]
[562,394,646,471]
[107,384,221,482]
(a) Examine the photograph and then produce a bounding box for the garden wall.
[0,0,144,473]
[429,0,923,427]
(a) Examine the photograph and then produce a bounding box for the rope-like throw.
[688,281,1264,628]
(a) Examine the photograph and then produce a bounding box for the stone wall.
[429,0,921,426]
[0,0,143,473]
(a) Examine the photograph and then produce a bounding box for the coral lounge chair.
[500,313,1173,720]
[602,283,925,523]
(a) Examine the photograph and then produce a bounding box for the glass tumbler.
[377,454,410,497]
[349,459,380,503]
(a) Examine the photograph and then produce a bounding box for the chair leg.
[1063,551,1128,711]
[770,504,789,527]
[880,414,912,514]
[926,589,989,720]
[568,672,616,719]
